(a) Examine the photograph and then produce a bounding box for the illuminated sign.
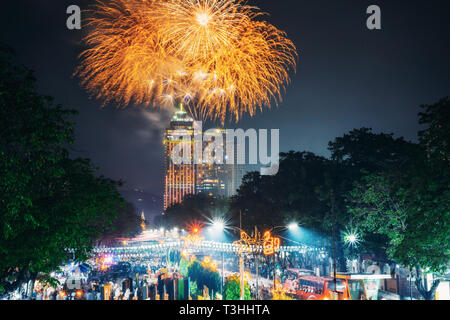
[263,231,280,255]
[233,231,260,253]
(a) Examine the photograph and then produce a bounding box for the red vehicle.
[296,275,350,300]
[283,269,314,292]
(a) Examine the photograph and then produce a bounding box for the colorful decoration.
[181,233,205,246]
[140,212,146,230]
[232,230,261,253]
[263,231,280,256]
[272,282,292,300]
[201,256,218,271]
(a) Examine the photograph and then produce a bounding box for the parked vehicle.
[335,273,392,300]
[296,275,350,300]
[283,269,314,292]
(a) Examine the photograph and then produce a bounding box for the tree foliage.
[348,100,449,299]
[0,47,124,294]
[165,193,229,228]
[96,202,142,245]
[418,97,450,162]
[187,260,221,297]
[179,257,189,277]
[230,117,448,300]
[223,275,251,300]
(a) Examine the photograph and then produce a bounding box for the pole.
[255,255,259,300]
[239,210,244,300]
[409,268,412,300]
[221,251,225,297]
[331,188,337,299]
[240,255,244,300]
[273,253,276,295]
[165,231,169,268]
[255,225,259,300]
[330,188,337,300]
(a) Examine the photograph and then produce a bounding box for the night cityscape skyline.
[2,0,449,209]
[0,0,448,304]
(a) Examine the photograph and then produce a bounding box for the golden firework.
[75,0,297,122]
[152,0,255,62]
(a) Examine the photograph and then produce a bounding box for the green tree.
[189,281,198,297]
[165,193,229,229]
[349,166,449,299]
[230,171,282,231]
[96,202,142,246]
[327,128,419,259]
[0,47,124,294]
[179,257,189,277]
[187,260,221,297]
[231,152,351,268]
[418,97,450,162]
[223,276,251,300]
[231,130,421,268]
[328,127,417,172]
[348,100,450,299]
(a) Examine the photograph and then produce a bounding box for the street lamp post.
[330,188,338,299]
[255,252,259,300]
[268,226,285,296]
[273,253,276,292]
[239,211,244,300]
[254,226,259,300]
[219,214,247,300]
[230,224,257,300]
[239,254,244,300]
[228,222,291,300]
[221,251,225,297]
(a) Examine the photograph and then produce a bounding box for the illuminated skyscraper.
[196,129,246,197]
[163,106,196,210]
[196,129,227,197]
[163,106,247,210]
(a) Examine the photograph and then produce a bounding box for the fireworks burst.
[75,0,297,122]
[153,0,255,62]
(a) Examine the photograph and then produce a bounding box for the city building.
[163,106,247,210]
[163,106,196,210]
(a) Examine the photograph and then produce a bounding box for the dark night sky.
[1,0,449,213]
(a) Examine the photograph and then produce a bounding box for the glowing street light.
[211,220,225,232]
[287,222,299,231]
[347,234,357,243]
[343,228,361,248]
[187,220,204,235]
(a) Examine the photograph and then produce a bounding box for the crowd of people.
[4,251,319,300]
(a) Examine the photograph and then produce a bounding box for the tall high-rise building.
[196,128,227,197]
[163,106,247,210]
[163,106,196,210]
